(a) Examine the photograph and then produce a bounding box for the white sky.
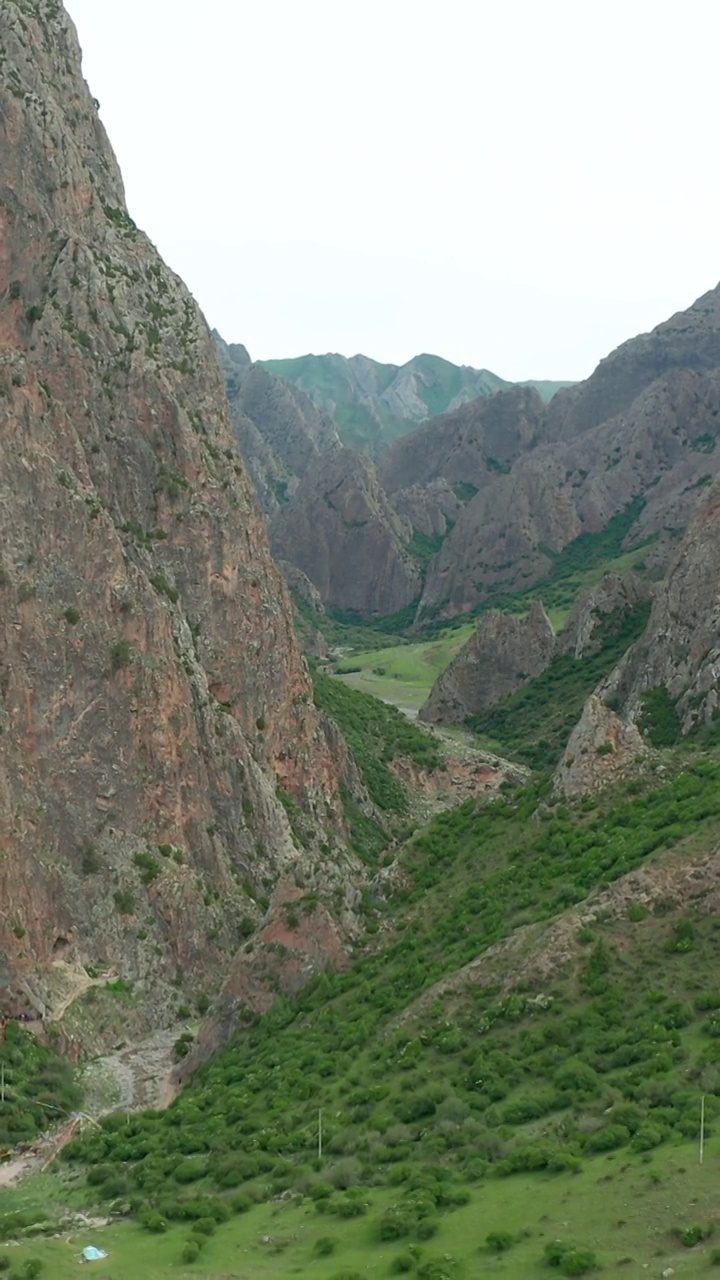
[64,0,720,381]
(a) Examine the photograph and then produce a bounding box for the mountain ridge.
[260,349,573,454]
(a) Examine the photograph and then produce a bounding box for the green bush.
[486,1230,514,1252]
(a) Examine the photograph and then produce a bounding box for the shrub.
[141,1210,168,1233]
[190,1217,216,1237]
[486,1230,514,1252]
[314,1236,337,1256]
[544,1240,597,1274]
[110,638,133,671]
[679,1224,709,1247]
[134,850,160,884]
[181,1241,200,1264]
[63,605,80,625]
[230,1192,253,1214]
[390,1255,415,1274]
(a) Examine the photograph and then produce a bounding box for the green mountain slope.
[260,352,573,453]
[41,748,720,1274]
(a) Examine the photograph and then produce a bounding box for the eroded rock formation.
[0,0,364,1040]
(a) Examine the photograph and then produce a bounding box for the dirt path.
[46,960,118,1022]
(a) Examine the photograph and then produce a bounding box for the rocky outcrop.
[0,0,365,1041]
[419,601,556,723]
[602,478,720,731]
[560,572,652,659]
[419,573,651,727]
[554,696,649,798]
[216,335,341,516]
[271,449,422,616]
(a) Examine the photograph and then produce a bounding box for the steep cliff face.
[545,283,720,440]
[411,288,720,621]
[270,448,422,616]
[419,601,556,723]
[560,573,652,659]
[216,335,341,516]
[0,0,362,1035]
[602,479,720,731]
[381,385,544,496]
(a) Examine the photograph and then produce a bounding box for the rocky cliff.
[216,334,341,516]
[415,288,720,621]
[419,573,651,726]
[419,601,556,723]
[0,0,365,1041]
[602,477,720,732]
[270,448,422,616]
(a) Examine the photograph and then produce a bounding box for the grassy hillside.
[21,754,714,1275]
[334,622,476,712]
[4,1141,720,1277]
[312,671,441,853]
[0,1023,81,1149]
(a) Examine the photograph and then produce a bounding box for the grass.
[3,1140,720,1277]
[332,623,475,712]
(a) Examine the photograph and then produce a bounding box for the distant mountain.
[413,282,720,622]
[215,334,341,515]
[260,351,573,454]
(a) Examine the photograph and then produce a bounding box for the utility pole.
[318,1109,323,1162]
[700,1095,705,1165]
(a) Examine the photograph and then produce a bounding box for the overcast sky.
[64,0,720,381]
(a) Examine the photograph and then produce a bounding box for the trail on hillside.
[45,959,119,1021]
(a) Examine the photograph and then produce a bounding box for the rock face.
[419,573,651,726]
[419,601,556,723]
[554,696,649,799]
[216,334,341,516]
[0,0,364,1038]
[271,448,422,616]
[602,479,720,730]
[381,385,545,496]
[415,292,720,621]
[560,573,652,659]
